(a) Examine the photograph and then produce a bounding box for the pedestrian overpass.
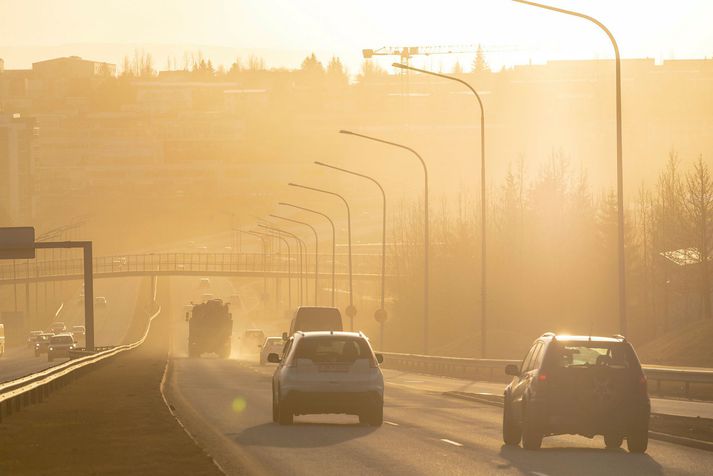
[0,252,389,285]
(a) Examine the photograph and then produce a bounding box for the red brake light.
[639,375,648,393]
[537,372,548,382]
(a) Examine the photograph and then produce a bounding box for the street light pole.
[339,130,430,354]
[513,0,627,335]
[279,202,337,307]
[259,224,306,306]
[289,182,357,330]
[270,214,320,305]
[246,230,292,310]
[391,63,488,357]
[314,160,389,350]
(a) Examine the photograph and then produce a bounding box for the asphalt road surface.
[164,276,713,476]
[0,277,142,383]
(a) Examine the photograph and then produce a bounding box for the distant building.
[0,114,35,224]
[32,56,115,79]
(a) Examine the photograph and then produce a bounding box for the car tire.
[627,426,648,454]
[604,433,624,449]
[360,404,383,426]
[502,397,522,446]
[272,389,279,423]
[521,404,543,450]
[277,396,293,425]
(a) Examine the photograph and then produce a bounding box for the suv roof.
[296,331,366,339]
[539,333,626,343]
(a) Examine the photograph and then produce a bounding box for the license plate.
[318,364,349,373]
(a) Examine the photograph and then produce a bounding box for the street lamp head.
[392,63,408,70]
[338,130,354,135]
[314,161,325,166]
[288,182,296,187]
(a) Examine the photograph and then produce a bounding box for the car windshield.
[50,336,74,344]
[293,337,371,363]
[550,342,633,369]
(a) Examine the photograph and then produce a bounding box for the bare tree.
[684,155,713,319]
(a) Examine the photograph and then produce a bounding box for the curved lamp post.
[391,62,488,357]
[258,224,306,306]
[288,182,357,330]
[339,130,430,354]
[270,214,319,305]
[245,230,292,310]
[278,202,336,307]
[314,160,389,350]
[513,0,627,335]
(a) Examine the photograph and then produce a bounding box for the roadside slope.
[0,282,222,476]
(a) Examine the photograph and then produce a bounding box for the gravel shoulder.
[0,281,223,476]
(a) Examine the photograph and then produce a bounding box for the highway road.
[164,276,713,476]
[0,277,142,383]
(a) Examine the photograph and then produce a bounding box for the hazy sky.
[1,0,712,72]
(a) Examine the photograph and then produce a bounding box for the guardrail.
[0,305,161,422]
[380,352,713,399]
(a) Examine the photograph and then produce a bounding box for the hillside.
[637,319,713,368]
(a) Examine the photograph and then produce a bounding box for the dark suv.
[503,333,650,453]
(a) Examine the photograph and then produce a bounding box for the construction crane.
[362,44,517,66]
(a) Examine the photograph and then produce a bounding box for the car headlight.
[49,347,54,351]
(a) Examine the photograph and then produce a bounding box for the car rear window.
[293,337,371,363]
[548,341,635,369]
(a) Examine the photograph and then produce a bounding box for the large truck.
[186,299,233,358]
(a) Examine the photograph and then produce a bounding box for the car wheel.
[277,395,293,425]
[627,426,648,454]
[272,388,279,423]
[502,397,522,446]
[604,433,624,449]
[521,404,543,450]
[360,404,383,426]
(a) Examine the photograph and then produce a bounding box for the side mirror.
[267,353,281,364]
[375,353,384,364]
[282,332,288,341]
[505,364,520,377]
[185,312,190,322]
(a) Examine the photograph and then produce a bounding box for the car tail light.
[639,374,648,394]
[537,371,548,382]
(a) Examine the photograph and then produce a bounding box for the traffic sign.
[0,227,35,259]
[374,308,388,323]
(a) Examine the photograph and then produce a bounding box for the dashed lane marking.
[440,438,464,447]
[384,421,399,426]
[531,472,549,476]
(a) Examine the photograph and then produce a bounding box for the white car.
[199,277,211,289]
[95,296,108,308]
[47,333,77,361]
[259,337,285,365]
[270,331,384,426]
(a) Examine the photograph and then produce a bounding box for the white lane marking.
[531,472,549,476]
[440,438,463,447]
[384,421,399,426]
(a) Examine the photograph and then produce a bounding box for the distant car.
[271,331,384,426]
[259,337,285,365]
[229,294,243,311]
[199,277,211,289]
[34,333,54,356]
[503,333,650,453]
[200,293,214,302]
[71,325,86,344]
[27,330,43,348]
[241,329,266,354]
[47,333,77,362]
[289,306,343,336]
[50,322,66,334]
[95,296,108,308]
